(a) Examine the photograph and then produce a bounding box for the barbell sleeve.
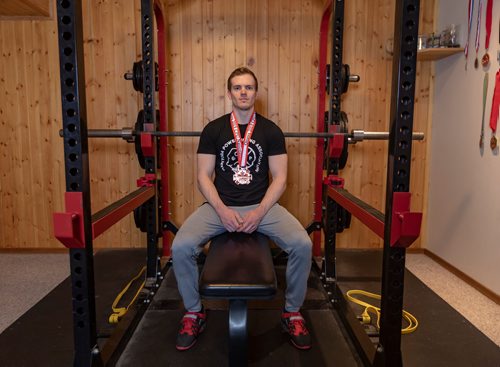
[350,129,424,142]
[349,75,360,83]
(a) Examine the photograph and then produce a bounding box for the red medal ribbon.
[464,0,474,59]
[489,70,500,133]
[230,111,256,168]
[474,0,483,56]
[485,0,493,49]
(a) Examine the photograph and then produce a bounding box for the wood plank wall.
[0,0,434,250]
[0,0,52,18]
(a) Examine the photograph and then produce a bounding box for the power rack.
[53,1,422,366]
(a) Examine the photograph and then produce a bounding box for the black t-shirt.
[197,113,286,206]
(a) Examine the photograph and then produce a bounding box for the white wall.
[428,0,500,295]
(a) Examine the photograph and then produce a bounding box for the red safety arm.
[326,184,422,247]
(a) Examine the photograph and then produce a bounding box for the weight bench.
[199,232,277,367]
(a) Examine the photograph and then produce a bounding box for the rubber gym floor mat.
[2,248,498,366]
[0,248,147,367]
[116,307,362,366]
[121,265,362,366]
[335,249,500,367]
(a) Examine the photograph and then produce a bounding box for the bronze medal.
[481,53,490,66]
[490,135,497,150]
[474,57,479,69]
[233,166,252,185]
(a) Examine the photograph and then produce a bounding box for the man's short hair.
[227,67,258,92]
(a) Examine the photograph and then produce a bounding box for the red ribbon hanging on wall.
[489,70,500,134]
[485,0,493,50]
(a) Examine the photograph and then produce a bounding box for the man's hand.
[218,206,244,232]
[239,207,265,233]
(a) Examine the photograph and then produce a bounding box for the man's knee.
[290,231,312,258]
[171,233,201,260]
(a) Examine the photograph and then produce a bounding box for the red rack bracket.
[137,173,157,187]
[328,126,344,159]
[140,132,154,157]
[53,192,85,249]
[390,192,422,248]
[323,174,345,188]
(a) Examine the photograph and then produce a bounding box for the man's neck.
[232,108,254,125]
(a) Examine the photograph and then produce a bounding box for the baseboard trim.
[0,248,69,253]
[423,249,500,305]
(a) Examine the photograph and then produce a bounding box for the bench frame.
[199,232,277,367]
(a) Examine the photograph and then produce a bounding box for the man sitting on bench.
[171,67,312,351]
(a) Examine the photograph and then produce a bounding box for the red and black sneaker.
[281,311,311,350]
[175,309,206,351]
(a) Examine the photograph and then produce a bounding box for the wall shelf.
[417,47,464,61]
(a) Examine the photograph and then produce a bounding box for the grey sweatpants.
[171,203,312,313]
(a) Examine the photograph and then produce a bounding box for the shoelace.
[283,312,309,335]
[179,312,204,336]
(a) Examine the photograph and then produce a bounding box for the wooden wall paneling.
[190,0,204,208]
[2,22,19,246]
[12,18,60,248]
[15,21,34,246]
[212,0,226,119]
[338,0,393,248]
[180,0,194,221]
[234,1,246,69]
[0,0,52,18]
[277,0,293,213]
[0,0,432,250]
[254,0,269,117]
[284,0,301,217]
[223,0,236,112]
[102,0,119,246]
[24,21,42,245]
[87,0,117,247]
[277,0,290,134]
[82,0,143,247]
[166,0,183,228]
[267,0,280,123]
[244,0,257,112]
[202,0,214,124]
[298,0,316,227]
[0,23,15,247]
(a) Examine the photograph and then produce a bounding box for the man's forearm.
[256,176,286,215]
[197,175,227,214]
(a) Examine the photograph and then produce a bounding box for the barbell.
[59,127,424,142]
[59,109,424,170]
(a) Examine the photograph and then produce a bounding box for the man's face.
[227,74,257,112]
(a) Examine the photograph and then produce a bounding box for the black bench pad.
[199,232,277,299]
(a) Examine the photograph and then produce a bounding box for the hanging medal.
[488,70,500,150]
[473,0,482,69]
[481,0,493,67]
[479,72,488,148]
[230,111,256,185]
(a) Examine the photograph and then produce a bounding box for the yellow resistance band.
[109,266,146,324]
[346,289,418,334]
